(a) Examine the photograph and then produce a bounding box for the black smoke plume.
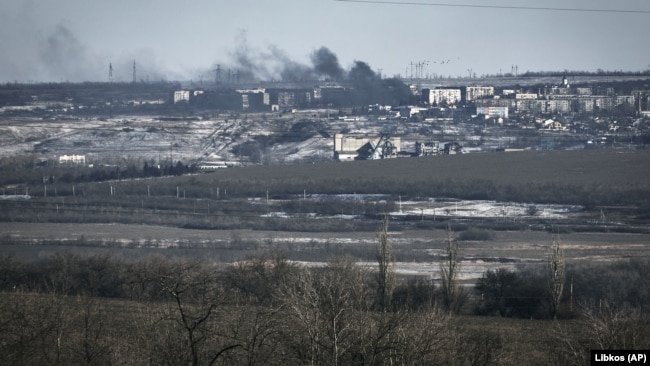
[311,47,344,80]
[348,60,412,106]
[218,35,413,105]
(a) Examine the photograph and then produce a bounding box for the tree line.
[0,225,648,365]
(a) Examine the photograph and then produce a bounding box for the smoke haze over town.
[1,0,649,83]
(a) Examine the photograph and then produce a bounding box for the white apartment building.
[465,86,494,101]
[423,88,462,105]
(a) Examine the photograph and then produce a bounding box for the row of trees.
[0,155,196,187]
[1,222,648,364]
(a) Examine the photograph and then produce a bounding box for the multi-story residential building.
[465,86,494,102]
[516,99,544,114]
[616,95,636,106]
[474,98,516,113]
[422,88,462,105]
[544,99,571,114]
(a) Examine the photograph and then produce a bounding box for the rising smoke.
[215,34,412,105]
[38,23,101,82]
[0,17,175,83]
[311,47,345,80]
[218,31,347,83]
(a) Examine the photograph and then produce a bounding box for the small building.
[173,90,191,104]
[443,142,463,154]
[415,141,440,156]
[539,119,567,131]
[476,106,508,119]
[59,155,86,165]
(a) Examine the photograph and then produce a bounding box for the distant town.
[1,72,649,166]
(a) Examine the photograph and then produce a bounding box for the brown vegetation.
[0,246,648,365]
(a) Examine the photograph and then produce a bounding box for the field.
[2,221,647,283]
[2,148,649,285]
[194,148,650,198]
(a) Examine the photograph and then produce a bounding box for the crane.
[369,134,398,159]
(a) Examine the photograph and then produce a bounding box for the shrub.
[458,228,495,241]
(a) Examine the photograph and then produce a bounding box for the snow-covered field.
[0,111,538,165]
[0,115,323,163]
[391,199,581,220]
[3,221,645,282]
[258,194,581,221]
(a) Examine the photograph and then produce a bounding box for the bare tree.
[276,257,374,365]
[548,233,565,320]
[376,215,395,312]
[550,302,649,366]
[278,267,322,365]
[582,301,647,350]
[156,260,241,366]
[223,306,287,366]
[440,224,463,314]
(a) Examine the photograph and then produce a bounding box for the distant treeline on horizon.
[2,69,650,87]
[519,69,650,77]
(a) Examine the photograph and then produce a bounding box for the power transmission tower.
[215,64,222,84]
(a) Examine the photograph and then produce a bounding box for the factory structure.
[333,133,463,161]
[333,133,401,161]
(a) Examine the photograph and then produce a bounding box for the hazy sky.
[1,0,648,83]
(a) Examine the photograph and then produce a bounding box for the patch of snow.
[392,199,581,219]
[0,195,31,200]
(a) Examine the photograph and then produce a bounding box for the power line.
[334,0,650,14]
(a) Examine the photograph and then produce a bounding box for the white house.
[59,155,86,165]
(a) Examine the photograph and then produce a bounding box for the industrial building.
[333,133,401,161]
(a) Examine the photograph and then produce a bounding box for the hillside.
[192,149,650,205]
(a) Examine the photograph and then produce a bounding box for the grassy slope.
[192,149,650,200]
[202,149,649,186]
